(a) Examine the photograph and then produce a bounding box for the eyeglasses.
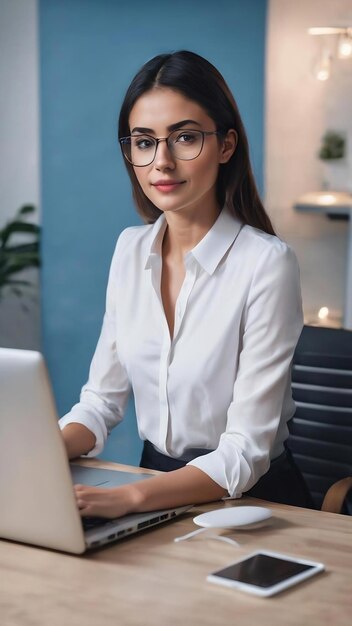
[119,129,221,167]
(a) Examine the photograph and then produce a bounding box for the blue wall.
[39,0,267,464]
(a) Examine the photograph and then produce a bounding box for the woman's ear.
[219,129,237,164]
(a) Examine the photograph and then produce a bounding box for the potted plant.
[0,205,41,303]
[319,130,348,191]
[319,131,345,160]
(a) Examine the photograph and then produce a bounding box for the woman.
[60,50,312,518]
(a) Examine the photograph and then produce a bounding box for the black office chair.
[287,325,352,513]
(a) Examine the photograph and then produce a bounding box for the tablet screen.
[213,553,314,588]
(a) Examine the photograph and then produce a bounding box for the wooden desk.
[1,460,351,626]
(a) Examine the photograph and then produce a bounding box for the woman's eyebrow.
[130,119,202,135]
[168,119,202,131]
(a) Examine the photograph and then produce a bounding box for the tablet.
[207,550,324,597]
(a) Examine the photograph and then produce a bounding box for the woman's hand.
[74,484,142,519]
[74,466,226,519]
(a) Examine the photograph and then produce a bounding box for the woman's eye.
[176,132,197,143]
[133,137,154,150]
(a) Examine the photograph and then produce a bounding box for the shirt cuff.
[58,410,107,457]
[187,440,253,498]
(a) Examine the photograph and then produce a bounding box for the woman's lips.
[151,180,185,193]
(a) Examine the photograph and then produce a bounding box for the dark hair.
[118,50,275,235]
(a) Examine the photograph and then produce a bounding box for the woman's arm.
[75,465,228,518]
[61,423,96,460]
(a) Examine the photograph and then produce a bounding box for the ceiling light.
[338,30,352,58]
[308,27,345,35]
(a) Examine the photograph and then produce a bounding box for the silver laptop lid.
[0,348,86,553]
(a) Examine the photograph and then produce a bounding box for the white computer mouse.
[193,506,272,529]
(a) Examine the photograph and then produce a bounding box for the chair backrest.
[287,325,352,510]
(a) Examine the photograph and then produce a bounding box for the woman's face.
[128,87,235,219]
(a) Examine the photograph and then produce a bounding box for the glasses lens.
[169,130,203,161]
[121,135,156,166]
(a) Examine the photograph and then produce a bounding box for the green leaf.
[0,242,39,255]
[18,205,36,216]
[0,261,39,277]
[1,221,40,244]
[0,278,32,287]
[1,251,40,264]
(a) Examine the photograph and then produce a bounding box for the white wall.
[0,0,40,349]
[266,0,352,325]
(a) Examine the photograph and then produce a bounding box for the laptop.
[0,347,192,554]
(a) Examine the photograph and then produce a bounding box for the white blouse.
[59,208,303,498]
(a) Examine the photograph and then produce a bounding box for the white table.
[294,191,352,329]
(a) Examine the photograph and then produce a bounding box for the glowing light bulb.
[318,307,329,320]
[338,32,352,58]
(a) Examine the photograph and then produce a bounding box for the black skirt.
[140,440,314,509]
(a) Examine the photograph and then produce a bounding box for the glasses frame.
[119,129,222,167]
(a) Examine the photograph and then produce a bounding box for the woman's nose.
[153,139,175,170]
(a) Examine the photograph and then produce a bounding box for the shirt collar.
[190,209,243,275]
[145,209,243,275]
[144,214,167,269]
